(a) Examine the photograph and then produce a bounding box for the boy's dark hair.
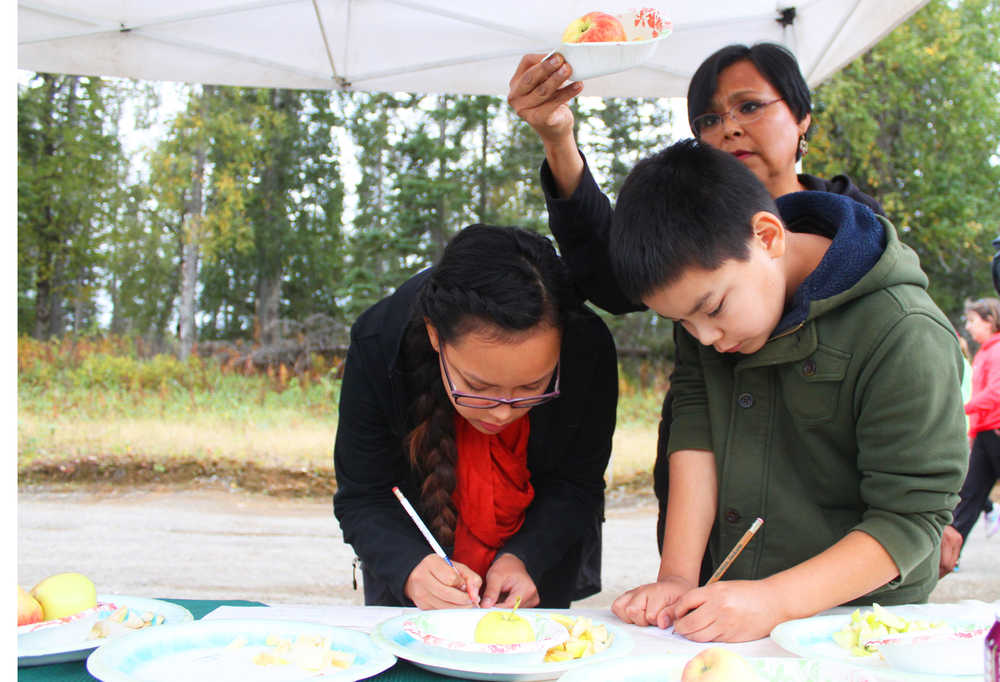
[687,42,812,157]
[609,139,778,303]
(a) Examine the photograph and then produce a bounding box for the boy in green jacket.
[608,140,967,642]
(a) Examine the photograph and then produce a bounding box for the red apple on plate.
[681,647,762,682]
[18,585,44,626]
[561,11,626,43]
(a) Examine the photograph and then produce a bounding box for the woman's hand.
[480,553,539,609]
[404,555,483,609]
[611,575,695,627]
[507,53,582,145]
[669,580,786,643]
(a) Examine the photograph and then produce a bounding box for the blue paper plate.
[18,595,193,667]
[86,618,396,682]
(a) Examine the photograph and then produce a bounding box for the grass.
[17,334,670,488]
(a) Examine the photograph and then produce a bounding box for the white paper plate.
[770,603,993,680]
[372,610,632,681]
[86,618,396,682]
[401,609,569,663]
[553,7,671,81]
[556,653,876,681]
[17,595,193,667]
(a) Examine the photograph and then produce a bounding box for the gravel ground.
[16,485,1000,609]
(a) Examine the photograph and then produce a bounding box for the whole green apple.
[30,572,97,620]
[473,609,536,645]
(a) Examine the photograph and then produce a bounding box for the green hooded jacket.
[668,193,968,605]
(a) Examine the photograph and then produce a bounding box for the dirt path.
[17,485,1000,609]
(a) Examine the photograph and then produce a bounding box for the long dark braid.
[402,224,578,548]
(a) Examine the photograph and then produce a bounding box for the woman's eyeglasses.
[692,98,784,138]
[439,346,560,409]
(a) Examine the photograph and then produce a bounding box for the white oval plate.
[552,7,671,81]
[557,653,875,681]
[17,595,193,667]
[372,610,632,681]
[554,35,669,81]
[770,602,993,680]
[401,608,568,663]
[86,618,396,682]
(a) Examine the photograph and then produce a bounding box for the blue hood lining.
[773,191,886,335]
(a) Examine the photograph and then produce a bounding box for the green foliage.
[20,4,994,358]
[18,74,130,337]
[809,0,1000,314]
[17,334,341,421]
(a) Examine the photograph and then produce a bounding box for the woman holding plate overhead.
[333,224,617,611]
[506,42,887,622]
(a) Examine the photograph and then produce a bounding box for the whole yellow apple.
[561,11,626,43]
[681,647,762,682]
[17,585,44,626]
[473,609,536,645]
[30,572,97,621]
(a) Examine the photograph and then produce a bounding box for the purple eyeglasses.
[438,346,560,409]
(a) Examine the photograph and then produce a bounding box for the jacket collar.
[772,191,886,336]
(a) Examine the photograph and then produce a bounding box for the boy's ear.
[424,319,440,352]
[751,211,786,258]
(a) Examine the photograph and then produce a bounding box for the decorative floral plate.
[551,7,672,81]
[17,595,193,667]
[372,609,632,681]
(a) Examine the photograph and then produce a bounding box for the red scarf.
[451,414,534,578]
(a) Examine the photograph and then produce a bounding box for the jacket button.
[737,392,754,408]
[802,359,817,376]
[725,508,741,524]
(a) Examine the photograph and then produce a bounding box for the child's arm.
[657,449,718,586]
[670,530,898,642]
[611,447,716,627]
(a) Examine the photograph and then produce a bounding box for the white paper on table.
[203,604,413,632]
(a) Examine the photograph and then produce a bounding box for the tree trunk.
[256,274,281,347]
[33,75,63,340]
[478,109,488,223]
[430,97,449,261]
[178,90,209,360]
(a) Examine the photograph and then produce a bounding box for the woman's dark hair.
[402,224,578,547]
[687,42,812,158]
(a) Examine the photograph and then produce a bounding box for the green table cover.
[17,599,458,682]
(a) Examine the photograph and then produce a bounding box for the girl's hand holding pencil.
[393,486,482,608]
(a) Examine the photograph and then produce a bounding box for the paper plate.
[770,602,993,681]
[401,609,569,663]
[17,595,193,667]
[85,618,396,682]
[553,8,671,81]
[372,610,632,681]
[556,653,878,681]
[873,628,987,676]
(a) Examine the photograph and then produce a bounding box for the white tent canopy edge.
[18,0,928,98]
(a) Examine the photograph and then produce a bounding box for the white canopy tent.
[18,0,928,98]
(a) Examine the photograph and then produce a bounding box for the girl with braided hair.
[334,224,618,610]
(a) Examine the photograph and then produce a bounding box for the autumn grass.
[17,334,668,487]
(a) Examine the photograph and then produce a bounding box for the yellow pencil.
[706,517,764,585]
